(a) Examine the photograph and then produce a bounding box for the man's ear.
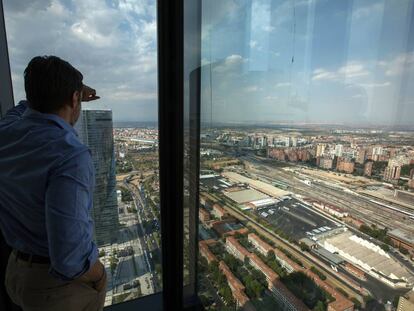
[71,90,81,108]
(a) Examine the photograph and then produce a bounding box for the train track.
[244,159,413,233]
[202,192,364,303]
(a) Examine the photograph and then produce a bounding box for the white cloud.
[225,54,244,64]
[312,69,337,81]
[312,62,368,81]
[249,40,258,48]
[359,82,391,88]
[244,86,259,92]
[213,54,244,73]
[275,82,291,88]
[338,62,369,78]
[4,0,158,121]
[379,53,414,77]
[352,2,384,20]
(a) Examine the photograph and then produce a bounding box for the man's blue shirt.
[0,101,98,280]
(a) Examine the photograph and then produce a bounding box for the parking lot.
[252,197,339,240]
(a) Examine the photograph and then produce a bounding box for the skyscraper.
[75,109,119,246]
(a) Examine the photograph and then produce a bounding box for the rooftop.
[219,261,245,292]
[323,231,414,283]
[312,247,344,265]
[224,188,269,204]
[226,236,252,258]
[388,228,414,245]
[248,233,274,253]
[222,172,290,198]
[249,253,278,282]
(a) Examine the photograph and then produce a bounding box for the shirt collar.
[21,102,78,136]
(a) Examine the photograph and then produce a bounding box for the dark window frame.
[0,0,203,310]
[0,0,14,117]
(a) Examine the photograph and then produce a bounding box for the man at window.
[0,56,107,311]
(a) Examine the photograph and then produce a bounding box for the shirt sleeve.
[45,149,98,280]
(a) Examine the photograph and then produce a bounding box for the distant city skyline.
[4,0,414,125]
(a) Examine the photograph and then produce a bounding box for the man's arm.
[45,149,105,287]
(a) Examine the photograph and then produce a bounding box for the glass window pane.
[198,1,414,310]
[3,0,160,307]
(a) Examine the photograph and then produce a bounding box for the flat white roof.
[323,231,414,283]
[222,172,290,198]
[250,198,277,207]
[224,188,269,204]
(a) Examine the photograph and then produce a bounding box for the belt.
[13,249,51,264]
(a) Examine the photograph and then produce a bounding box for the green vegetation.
[130,152,158,172]
[372,161,388,176]
[241,272,265,299]
[127,206,137,213]
[254,251,287,278]
[209,242,226,260]
[310,266,327,281]
[313,301,326,311]
[121,188,133,202]
[116,159,133,174]
[208,262,236,307]
[300,242,311,252]
[238,236,253,250]
[251,294,283,310]
[278,247,303,267]
[401,164,414,176]
[222,253,266,299]
[380,244,390,252]
[281,272,331,310]
[359,224,392,246]
[98,249,106,257]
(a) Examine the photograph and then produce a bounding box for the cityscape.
[83,112,414,310]
[197,125,414,311]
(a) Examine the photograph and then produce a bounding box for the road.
[108,174,161,299]
[202,191,364,304]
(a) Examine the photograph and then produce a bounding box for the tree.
[313,301,325,311]
[267,251,276,261]
[300,242,311,252]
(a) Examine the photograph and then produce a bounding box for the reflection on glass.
[3,0,160,306]
[198,1,414,311]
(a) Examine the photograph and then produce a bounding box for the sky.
[4,0,414,126]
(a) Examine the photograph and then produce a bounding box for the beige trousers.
[5,252,107,311]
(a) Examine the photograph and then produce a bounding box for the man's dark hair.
[24,56,83,113]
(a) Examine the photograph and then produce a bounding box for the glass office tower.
[76,109,119,247]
